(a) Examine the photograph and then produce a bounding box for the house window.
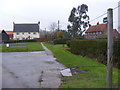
[96,32,98,34]
[22,38,25,40]
[100,31,102,34]
[17,33,19,35]
[33,32,36,34]
[28,32,31,34]
[17,38,19,40]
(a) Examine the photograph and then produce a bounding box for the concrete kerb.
[41,42,66,70]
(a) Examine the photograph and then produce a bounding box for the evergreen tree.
[67,4,90,38]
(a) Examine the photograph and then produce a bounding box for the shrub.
[67,40,71,47]
[53,38,70,44]
[69,39,120,68]
[36,38,49,42]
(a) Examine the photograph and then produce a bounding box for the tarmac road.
[2,43,66,88]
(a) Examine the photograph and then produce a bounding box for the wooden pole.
[106,8,113,88]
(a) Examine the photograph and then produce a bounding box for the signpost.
[103,17,108,23]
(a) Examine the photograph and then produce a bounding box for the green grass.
[1,42,44,52]
[43,43,119,88]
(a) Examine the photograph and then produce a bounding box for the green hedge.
[2,39,37,43]
[69,39,120,68]
[53,38,70,44]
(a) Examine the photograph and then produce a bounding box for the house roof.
[0,30,9,35]
[13,23,39,32]
[85,24,107,33]
[6,31,13,35]
[84,23,120,38]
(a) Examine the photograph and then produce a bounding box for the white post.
[107,8,113,88]
[6,44,10,48]
[58,20,60,30]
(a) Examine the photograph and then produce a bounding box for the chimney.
[38,21,40,24]
[89,24,91,27]
[97,22,99,25]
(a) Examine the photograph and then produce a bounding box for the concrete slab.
[60,68,72,76]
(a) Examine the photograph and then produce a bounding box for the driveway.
[2,44,66,88]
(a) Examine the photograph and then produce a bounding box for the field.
[1,42,44,52]
[43,43,119,88]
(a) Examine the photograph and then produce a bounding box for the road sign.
[103,17,108,23]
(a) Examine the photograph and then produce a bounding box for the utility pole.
[58,20,60,31]
[106,8,113,88]
[118,1,120,33]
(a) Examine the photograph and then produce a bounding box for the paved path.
[41,43,53,56]
[2,43,66,88]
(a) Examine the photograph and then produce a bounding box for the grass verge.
[1,42,44,52]
[43,43,119,88]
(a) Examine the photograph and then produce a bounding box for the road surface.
[2,43,66,88]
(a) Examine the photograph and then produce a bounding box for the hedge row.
[2,39,37,43]
[69,39,120,68]
[53,39,70,44]
[36,38,49,42]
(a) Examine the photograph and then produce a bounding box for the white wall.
[13,32,40,40]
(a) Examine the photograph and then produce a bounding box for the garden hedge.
[69,39,120,68]
[2,39,37,43]
[53,38,70,44]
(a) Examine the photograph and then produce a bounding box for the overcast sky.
[0,0,119,31]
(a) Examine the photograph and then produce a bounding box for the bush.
[67,40,71,47]
[53,38,70,44]
[36,38,49,42]
[2,39,37,43]
[69,39,120,68]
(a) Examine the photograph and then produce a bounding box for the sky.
[0,0,119,31]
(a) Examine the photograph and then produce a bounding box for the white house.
[13,22,40,40]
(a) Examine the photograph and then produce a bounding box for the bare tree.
[49,22,57,32]
[48,22,57,40]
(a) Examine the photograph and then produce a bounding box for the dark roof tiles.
[13,24,39,32]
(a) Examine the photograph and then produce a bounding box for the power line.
[90,13,107,23]
[90,4,120,23]
[113,4,120,10]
